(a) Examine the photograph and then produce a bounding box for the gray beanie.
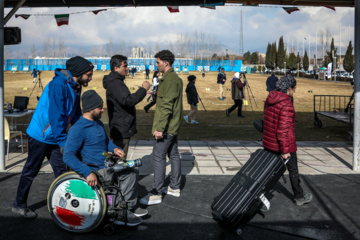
[82,90,103,113]
[275,75,296,93]
[66,56,94,77]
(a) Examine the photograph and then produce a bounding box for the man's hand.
[142,81,151,91]
[281,153,291,160]
[114,148,125,158]
[86,172,98,187]
[153,130,163,140]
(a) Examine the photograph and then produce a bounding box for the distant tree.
[265,43,273,70]
[343,41,354,73]
[277,36,285,69]
[303,50,309,71]
[287,53,297,71]
[324,38,338,69]
[243,51,251,64]
[31,44,37,58]
[250,52,259,64]
[271,42,277,69]
[296,52,302,70]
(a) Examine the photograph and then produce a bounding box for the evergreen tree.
[277,36,285,69]
[271,42,277,69]
[296,52,302,70]
[265,43,273,70]
[324,38,338,69]
[250,52,259,64]
[343,41,354,73]
[303,50,309,71]
[287,53,297,71]
[243,51,251,64]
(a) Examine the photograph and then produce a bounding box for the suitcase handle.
[283,157,290,165]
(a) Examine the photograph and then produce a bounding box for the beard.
[77,75,90,87]
[91,111,102,121]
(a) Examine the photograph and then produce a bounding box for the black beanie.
[187,75,196,81]
[82,90,103,113]
[66,56,94,77]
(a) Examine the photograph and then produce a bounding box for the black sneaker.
[225,109,229,117]
[114,210,142,226]
[132,207,148,217]
[11,207,37,219]
[295,193,312,206]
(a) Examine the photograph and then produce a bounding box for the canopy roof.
[4,0,355,8]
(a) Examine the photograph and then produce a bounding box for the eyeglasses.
[85,72,93,77]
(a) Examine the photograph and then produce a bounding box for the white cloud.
[4,5,355,57]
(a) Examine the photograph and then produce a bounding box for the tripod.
[243,75,257,111]
[34,71,44,91]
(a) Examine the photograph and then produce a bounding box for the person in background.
[217,68,226,100]
[202,68,205,78]
[103,55,150,160]
[145,68,150,79]
[140,50,183,206]
[12,56,94,219]
[31,68,37,83]
[144,70,160,113]
[262,74,312,206]
[226,72,246,118]
[184,75,199,124]
[266,72,278,92]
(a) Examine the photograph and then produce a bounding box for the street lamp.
[284,62,286,75]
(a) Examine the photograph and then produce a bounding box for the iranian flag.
[55,14,69,27]
[167,6,179,13]
[322,5,336,11]
[15,14,30,20]
[92,9,107,15]
[201,4,216,10]
[283,7,300,14]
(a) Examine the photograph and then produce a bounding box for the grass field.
[4,70,354,141]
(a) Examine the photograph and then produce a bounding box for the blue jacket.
[63,117,118,177]
[26,69,82,148]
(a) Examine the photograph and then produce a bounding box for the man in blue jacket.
[12,56,94,219]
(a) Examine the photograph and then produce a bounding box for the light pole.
[284,62,286,75]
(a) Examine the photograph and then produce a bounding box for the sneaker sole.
[139,199,162,206]
[114,219,142,226]
[162,190,180,197]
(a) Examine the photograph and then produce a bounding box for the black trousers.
[144,95,157,111]
[287,152,304,199]
[228,99,243,117]
[13,136,67,208]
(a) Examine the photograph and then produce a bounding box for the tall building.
[131,47,145,58]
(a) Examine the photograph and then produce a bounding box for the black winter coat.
[185,81,198,105]
[103,71,147,139]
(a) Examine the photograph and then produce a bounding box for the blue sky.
[4,5,355,58]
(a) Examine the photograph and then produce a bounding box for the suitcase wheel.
[236,228,243,235]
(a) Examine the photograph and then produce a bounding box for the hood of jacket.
[55,69,79,89]
[103,71,125,89]
[265,91,290,106]
[231,77,239,83]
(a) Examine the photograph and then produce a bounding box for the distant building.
[131,47,145,58]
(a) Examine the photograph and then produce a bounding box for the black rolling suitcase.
[211,149,287,235]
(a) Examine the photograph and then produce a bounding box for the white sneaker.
[139,193,162,206]
[184,115,189,124]
[162,186,180,197]
[191,120,199,124]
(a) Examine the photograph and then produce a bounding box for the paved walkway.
[3,140,357,175]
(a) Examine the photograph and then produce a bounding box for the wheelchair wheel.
[47,172,107,233]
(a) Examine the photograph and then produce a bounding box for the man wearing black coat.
[266,73,278,92]
[103,55,150,159]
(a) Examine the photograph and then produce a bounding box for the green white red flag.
[15,14,30,20]
[167,6,179,13]
[201,5,216,10]
[283,7,300,14]
[54,14,69,26]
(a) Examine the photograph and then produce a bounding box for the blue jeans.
[13,136,67,208]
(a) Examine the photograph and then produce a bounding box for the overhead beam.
[4,0,26,24]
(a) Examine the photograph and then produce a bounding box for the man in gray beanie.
[63,90,147,226]
[12,56,94,219]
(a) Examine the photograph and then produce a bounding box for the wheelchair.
[47,153,142,235]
